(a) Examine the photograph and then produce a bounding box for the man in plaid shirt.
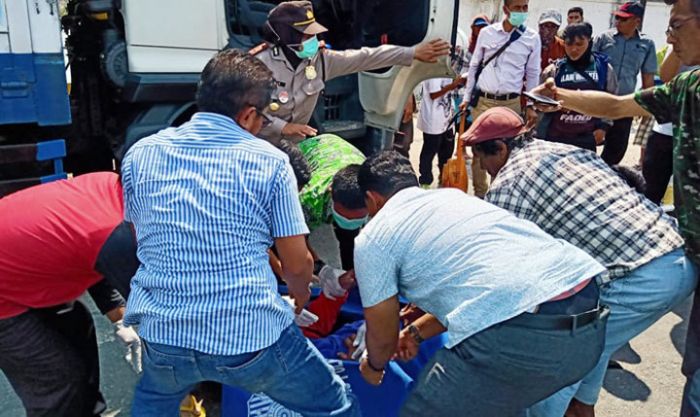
[462,107,698,417]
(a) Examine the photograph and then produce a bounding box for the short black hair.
[563,21,593,43]
[568,6,584,16]
[664,0,700,14]
[358,151,418,197]
[196,49,276,120]
[472,135,529,156]
[277,140,311,190]
[611,165,646,194]
[331,164,365,210]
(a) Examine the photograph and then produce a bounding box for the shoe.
[180,395,206,417]
[420,184,431,189]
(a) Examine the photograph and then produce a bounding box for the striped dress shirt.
[121,112,308,355]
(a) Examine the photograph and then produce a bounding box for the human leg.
[530,250,697,416]
[206,325,360,417]
[131,341,199,417]
[0,309,92,417]
[403,286,606,417]
[601,117,633,165]
[643,131,674,205]
[419,132,442,185]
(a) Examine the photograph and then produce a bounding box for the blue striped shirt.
[121,112,308,355]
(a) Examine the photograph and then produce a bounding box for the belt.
[478,91,520,101]
[513,305,610,332]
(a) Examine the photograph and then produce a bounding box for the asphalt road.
[0,121,689,416]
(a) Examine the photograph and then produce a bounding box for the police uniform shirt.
[253,43,414,144]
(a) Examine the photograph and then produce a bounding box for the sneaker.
[420,184,431,190]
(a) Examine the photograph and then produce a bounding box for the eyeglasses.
[614,15,631,22]
[666,16,697,37]
[251,106,272,128]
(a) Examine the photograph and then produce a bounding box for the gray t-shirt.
[354,187,606,348]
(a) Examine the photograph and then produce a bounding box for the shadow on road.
[603,367,652,402]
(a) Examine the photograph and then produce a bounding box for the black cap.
[614,1,644,18]
[268,1,328,35]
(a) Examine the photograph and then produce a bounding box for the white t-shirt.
[652,49,698,136]
[417,78,454,135]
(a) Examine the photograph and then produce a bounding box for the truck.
[0,0,462,181]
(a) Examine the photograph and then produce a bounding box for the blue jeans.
[132,324,361,417]
[528,248,698,417]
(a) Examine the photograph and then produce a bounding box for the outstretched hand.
[414,39,451,63]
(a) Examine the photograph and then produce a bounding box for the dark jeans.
[643,131,674,205]
[601,117,633,165]
[333,220,360,270]
[419,129,455,185]
[0,302,104,417]
[401,281,607,417]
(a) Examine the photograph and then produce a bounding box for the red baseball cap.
[461,107,529,146]
[613,1,644,19]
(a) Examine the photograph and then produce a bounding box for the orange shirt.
[541,37,566,72]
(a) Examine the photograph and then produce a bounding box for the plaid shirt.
[486,139,684,279]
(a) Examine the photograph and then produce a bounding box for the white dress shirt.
[464,21,541,100]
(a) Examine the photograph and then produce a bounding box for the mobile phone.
[522,91,560,107]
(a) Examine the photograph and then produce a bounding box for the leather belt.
[516,305,610,332]
[478,91,520,101]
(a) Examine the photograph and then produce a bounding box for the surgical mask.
[331,205,367,231]
[294,36,320,59]
[508,11,528,27]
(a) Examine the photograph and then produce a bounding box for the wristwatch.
[407,324,424,344]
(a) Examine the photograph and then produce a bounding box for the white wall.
[457,0,671,50]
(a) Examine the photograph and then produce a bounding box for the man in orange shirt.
[540,9,566,71]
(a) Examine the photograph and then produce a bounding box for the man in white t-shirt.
[643,45,699,204]
[417,77,464,186]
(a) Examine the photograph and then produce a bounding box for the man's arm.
[360,295,400,385]
[88,279,125,317]
[270,161,313,311]
[525,34,542,93]
[364,296,401,368]
[323,39,450,81]
[641,73,655,89]
[274,235,314,313]
[430,77,465,100]
[533,79,650,119]
[660,47,682,83]
[641,40,658,89]
[464,32,487,102]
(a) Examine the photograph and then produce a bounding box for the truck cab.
[1,0,462,174]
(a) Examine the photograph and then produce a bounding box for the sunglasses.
[614,15,632,22]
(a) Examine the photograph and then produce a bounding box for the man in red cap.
[252,0,451,144]
[592,1,657,165]
[462,107,696,417]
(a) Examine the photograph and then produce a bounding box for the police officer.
[253,0,451,144]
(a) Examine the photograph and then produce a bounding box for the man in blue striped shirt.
[121,49,360,417]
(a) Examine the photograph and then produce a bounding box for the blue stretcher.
[221,333,447,417]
